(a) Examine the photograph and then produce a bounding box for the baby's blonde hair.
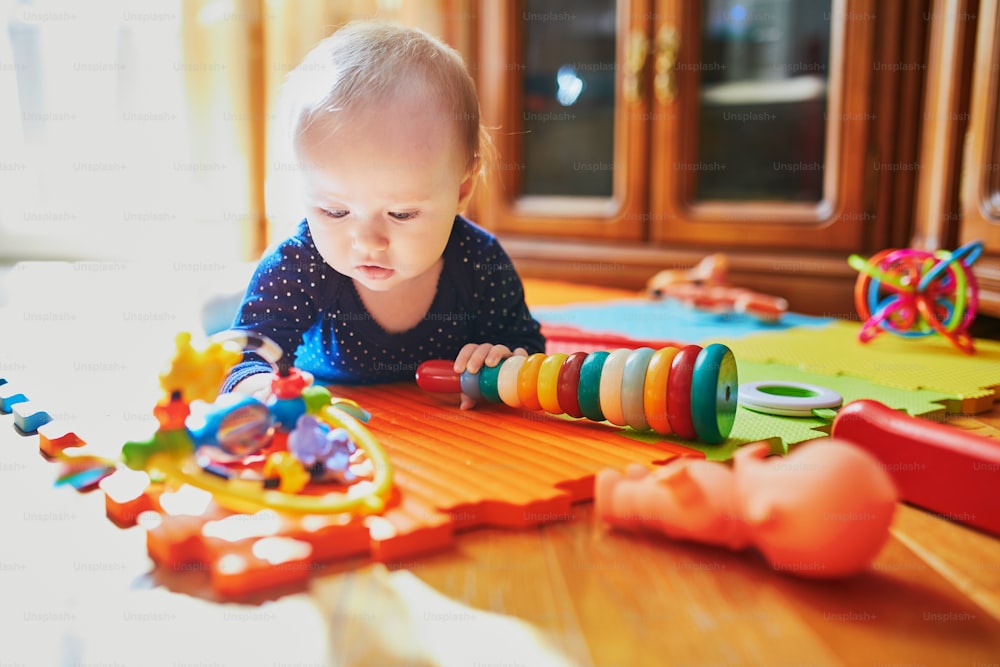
[284,20,484,174]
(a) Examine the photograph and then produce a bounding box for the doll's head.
[733,440,897,577]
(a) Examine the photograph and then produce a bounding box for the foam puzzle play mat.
[2,254,999,598]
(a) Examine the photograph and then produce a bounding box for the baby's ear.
[457,164,479,211]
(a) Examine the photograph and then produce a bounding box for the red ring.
[556,352,587,419]
[666,345,701,440]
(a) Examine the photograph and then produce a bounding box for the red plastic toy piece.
[831,399,1000,537]
[414,359,462,394]
[271,367,312,399]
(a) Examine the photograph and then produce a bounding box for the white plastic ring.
[738,381,843,417]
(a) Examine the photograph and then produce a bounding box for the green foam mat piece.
[619,359,955,461]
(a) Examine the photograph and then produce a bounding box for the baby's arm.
[454,240,545,409]
[222,234,323,394]
[229,372,275,400]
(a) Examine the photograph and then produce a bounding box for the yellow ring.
[537,353,567,415]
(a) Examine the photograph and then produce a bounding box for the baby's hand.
[231,373,275,402]
[453,343,528,410]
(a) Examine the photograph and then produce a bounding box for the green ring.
[478,362,503,404]
[577,351,608,422]
[690,343,738,444]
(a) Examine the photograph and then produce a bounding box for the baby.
[224,20,545,408]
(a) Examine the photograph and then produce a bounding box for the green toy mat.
[617,320,1000,460]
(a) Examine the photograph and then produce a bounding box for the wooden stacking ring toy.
[416,343,739,444]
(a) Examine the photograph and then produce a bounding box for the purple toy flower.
[287,414,358,481]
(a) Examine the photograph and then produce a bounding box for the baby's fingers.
[482,344,515,368]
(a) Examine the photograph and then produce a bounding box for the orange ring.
[643,347,679,435]
[517,353,546,411]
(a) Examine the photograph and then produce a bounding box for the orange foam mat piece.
[101,382,701,597]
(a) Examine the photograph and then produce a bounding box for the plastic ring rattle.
[460,369,482,401]
[739,381,843,417]
[690,343,739,444]
[537,353,568,415]
[666,345,700,440]
[478,362,503,403]
[621,347,655,431]
[517,353,546,411]
[643,346,678,435]
[599,349,632,427]
[497,355,526,407]
[577,351,608,422]
[557,352,587,418]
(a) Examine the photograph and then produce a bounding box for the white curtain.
[0,0,475,262]
[0,0,252,261]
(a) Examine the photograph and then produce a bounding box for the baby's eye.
[388,211,418,221]
[320,208,348,219]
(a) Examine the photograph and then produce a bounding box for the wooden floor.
[1,271,998,665]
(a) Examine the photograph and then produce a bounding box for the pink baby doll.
[595,438,898,578]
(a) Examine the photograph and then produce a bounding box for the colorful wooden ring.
[666,345,701,440]
[643,346,679,435]
[577,351,609,422]
[460,369,481,401]
[497,356,526,408]
[599,348,632,427]
[690,343,739,444]
[478,362,503,404]
[537,353,568,415]
[556,352,587,418]
[517,353,546,411]
[621,347,655,431]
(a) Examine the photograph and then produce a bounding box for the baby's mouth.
[356,265,395,281]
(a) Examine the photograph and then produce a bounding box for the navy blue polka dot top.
[222,216,545,389]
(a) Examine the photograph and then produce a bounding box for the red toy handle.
[415,359,462,394]
[831,399,1000,536]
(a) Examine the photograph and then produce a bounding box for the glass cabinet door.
[650,0,879,251]
[477,0,650,241]
[960,0,1000,247]
[958,0,1000,315]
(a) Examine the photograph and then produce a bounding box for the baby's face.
[296,86,474,292]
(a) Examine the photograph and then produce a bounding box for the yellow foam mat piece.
[708,321,1000,414]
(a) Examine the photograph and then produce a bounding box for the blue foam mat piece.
[532,299,833,344]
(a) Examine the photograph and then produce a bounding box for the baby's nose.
[352,221,389,252]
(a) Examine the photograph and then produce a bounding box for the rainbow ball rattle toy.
[847,240,982,354]
[416,344,738,444]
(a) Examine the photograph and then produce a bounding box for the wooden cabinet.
[959,0,1000,316]
[913,0,1000,319]
[472,0,928,317]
